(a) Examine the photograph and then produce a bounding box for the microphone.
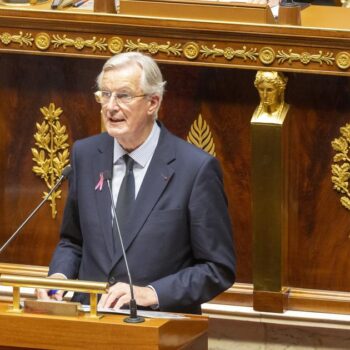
[103,170,145,324]
[0,165,72,255]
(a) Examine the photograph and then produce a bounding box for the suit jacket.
[49,122,235,314]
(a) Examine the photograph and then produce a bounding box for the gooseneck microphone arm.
[0,165,72,255]
[103,170,144,324]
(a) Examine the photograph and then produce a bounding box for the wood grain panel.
[0,53,102,266]
[160,66,255,283]
[286,73,350,291]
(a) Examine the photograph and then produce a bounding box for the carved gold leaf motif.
[331,123,350,210]
[187,114,216,156]
[124,39,182,56]
[32,103,70,219]
[0,31,33,46]
[277,50,334,66]
[200,45,258,61]
[52,35,107,52]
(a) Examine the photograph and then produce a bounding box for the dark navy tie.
[115,154,135,236]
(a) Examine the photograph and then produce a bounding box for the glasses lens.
[94,91,145,105]
[117,93,133,104]
[94,91,112,104]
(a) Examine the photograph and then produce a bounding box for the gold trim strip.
[0,30,348,71]
[0,274,108,294]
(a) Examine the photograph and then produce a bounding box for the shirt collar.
[113,122,160,167]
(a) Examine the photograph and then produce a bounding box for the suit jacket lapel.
[93,133,115,262]
[111,125,176,267]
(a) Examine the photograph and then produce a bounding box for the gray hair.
[96,52,166,103]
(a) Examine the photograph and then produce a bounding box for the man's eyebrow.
[105,87,134,93]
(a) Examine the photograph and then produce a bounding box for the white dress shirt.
[112,122,161,203]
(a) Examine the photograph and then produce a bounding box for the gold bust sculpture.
[251,71,290,124]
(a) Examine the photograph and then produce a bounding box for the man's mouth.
[109,116,125,123]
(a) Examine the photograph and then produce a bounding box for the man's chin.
[105,124,128,138]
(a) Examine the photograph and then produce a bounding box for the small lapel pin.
[95,172,104,191]
[161,174,169,181]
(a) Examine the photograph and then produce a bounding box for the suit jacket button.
[109,276,116,285]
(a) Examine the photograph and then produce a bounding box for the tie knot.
[123,154,134,172]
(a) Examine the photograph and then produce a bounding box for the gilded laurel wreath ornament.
[331,123,350,210]
[277,50,334,66]
[124,39,182,56]
[187,114,216,156]
[0,31,33,46]
[32,103,70,219]
[200,45,258,61]
[51,34,107,52]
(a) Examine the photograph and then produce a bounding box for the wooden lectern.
[0,301,208,349]
[0,264,208,349]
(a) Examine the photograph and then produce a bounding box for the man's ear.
[147,95,161,116]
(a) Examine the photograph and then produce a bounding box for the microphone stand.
[0,165,72,255]
[105,178,145,324]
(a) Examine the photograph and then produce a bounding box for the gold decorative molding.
[34,32,50,50]
[52,34,107,51]
[108,36,124,54]
[124,39,182,56]
[200,45,258,61]
[331,123,350,210]
[0,31,33,46]
[183,42,200,60]
[336,52,350,70]
[187,114,216,156]
[1,29,348,72]
[32,103,70,219]
[277,50,334,66]
[259,47,276,65]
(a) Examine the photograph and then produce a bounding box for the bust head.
[254,71,288,113]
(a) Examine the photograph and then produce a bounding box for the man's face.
[257,81,280,108]
[100,64,160,151]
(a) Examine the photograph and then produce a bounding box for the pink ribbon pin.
[95,172,104,191]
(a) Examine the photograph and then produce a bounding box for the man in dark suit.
[37,52,235,314]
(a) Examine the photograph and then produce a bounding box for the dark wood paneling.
[161,66,255,284]
[286,73,350,291]
[0,53,102,266]
[0,55,253,284]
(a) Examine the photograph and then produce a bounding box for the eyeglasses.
[94,90,148,105]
